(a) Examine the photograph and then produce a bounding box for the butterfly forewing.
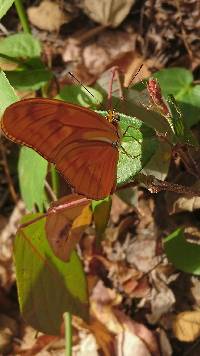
[1,98,119,199]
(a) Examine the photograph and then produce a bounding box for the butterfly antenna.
[127,64,143,88]
[68,72,100,106]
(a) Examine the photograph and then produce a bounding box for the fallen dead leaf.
[191,277,200,307]
[110,194,131,224]
[146,269,176,324]
[62,38,82,63]
[28,0,69,32]
[158,328,173,356]
[172,310,200,342]
[81,0,136,28]
[117,330,151,356]
[114,309,160,355]
[83,31,136,76]
[46,194,92,261]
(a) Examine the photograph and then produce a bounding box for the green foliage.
[118,113,158,185]
[6,67,53,91]
[0,33,41,58]
[166,95,198,146]
[14,215,89,335]
[56,84,103,109]
[164,228,200,275]
[0,0,14,19]
[154,68,200,127]
[0,33,52,91]
[18,147,48,211]
[92,197,112,239]
[0,70,18,114]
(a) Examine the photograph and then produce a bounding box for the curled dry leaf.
[114,309,160,356]
[45,194,92,261]
[28,0,69,32]
[81,0,136,28]
[173,310,200,342]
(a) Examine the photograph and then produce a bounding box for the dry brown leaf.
[158,328,173,356]
[115,309,160,355]
[28,0,68,32]
[83,31,136,75]
[173,310,200,342]
[88,318,116,356]
[146,269,176,324]
[46,194,92,261]
[116,330,151,356]
[81,0,135,28]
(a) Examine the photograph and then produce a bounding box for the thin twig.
[0,142,18,204]
[44,180,57,202]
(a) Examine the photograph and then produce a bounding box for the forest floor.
[0,0,200,355]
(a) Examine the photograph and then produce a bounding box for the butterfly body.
[1,98,121,199]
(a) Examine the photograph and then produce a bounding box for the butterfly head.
[106,110,120,124]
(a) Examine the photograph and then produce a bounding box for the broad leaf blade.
[6,68,52,91]
[18,147,48,211]
[92,197,112,238]
[0,33,41,58]
[164,228,200,275]
[117,113,158,185]
[0,70,18,114]
[14,214,89,335]
[0,0,14,19]
[153,68,193,97]
[56,84,103,109]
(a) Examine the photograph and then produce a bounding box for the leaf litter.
[1,0,200,355]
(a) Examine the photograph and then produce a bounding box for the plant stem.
[64,312,72,356]
[14,0,31,33]
[50,164,59,198]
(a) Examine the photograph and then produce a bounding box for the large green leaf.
[153,68,200,127]
[56,84,103,109]
[6,68,52,91]
[154,68,193,97]
[117,113,158,185]
[0,0,14,19]
[164,228,200,275]
[0,70,18,114]
[114,89,172,134]
[18,147,48,211]
[14,214,89,335]
[0,33,41,59]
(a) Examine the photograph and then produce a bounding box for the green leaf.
[116,113,158,186]
[5,68,52,91]
[0,0,14,19]
[142,141,171,181]
[115,89,172,134]
[153,68,200,127]
[14,214,89,335]
[92,197,112,239]
[154,68,193,97]
[18,147,48,211]
[56,84,103,109]
[178,85,200,127]
[0,70,18,114]
[0,33,41,59]
[164,228,200,275]
[166,95,198,146]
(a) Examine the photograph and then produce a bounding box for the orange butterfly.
[1,98,121,200]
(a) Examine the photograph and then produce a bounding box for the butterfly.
[1,98,121,200]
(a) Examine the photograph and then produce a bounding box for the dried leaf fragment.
[28,0,68,32]
[173,310,200,342]
[82,0,136,28]
[46,194,92,261]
